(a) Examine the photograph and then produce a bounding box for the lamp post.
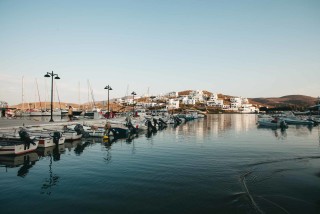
[44,71,60,122]
[104,85,112,118]
[131,91,136,117]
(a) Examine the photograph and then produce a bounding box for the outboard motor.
[280,121,288,130]
[126,121,137,135]
[19,129,35,149]
[158,118,167,130]
[173,116,182,126]
[147,120,157,132]
[52,131,62,145]
[159,118,167,126]
[74,124,84,135]
[109,128,129,139]
[153,118,158,127]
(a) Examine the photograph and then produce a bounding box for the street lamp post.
[44,71,60,122]
[131,91,136,117]
[104,85,112,118]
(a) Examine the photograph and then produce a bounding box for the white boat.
[280,113,314,125]
[38,135,66,148]
[82,125,105,137]
[30,110,43,116]
[41,110,61,116]
[0,138,39,155]
[257,118,288,129]
[41,111,51,116]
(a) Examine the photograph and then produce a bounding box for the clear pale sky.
[1,0,319,105]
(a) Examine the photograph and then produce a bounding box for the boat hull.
[37,136,66,148]
[0,140,39,155]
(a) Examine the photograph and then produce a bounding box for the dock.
[0,117,106,130]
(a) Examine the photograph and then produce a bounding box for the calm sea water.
[1,114,320,214]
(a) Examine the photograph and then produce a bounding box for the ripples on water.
[1,114,320,214]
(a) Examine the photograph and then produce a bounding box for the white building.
[167,92,178,98]
[189,90,206,103]
[239,104,258,113]
[182,97,196,105]
[207,99,224,108]
[167,99,180,109]
[209,93,218,100]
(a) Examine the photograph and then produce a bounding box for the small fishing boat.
[62,124,84,141]
[0,130,39,155]
[82,125,105,137]
[37,134,65,148]
[257,118,288,129]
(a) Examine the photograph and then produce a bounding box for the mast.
[55,81,61,109]
[44,79,47,110]
[35,79,42,110]
[34,80,37,109]
[88,80,96,108]
[22,76,24,111]
[87,79,90,109]
[78,81,81,109]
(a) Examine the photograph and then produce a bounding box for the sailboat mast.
[44,79,47,110]
[36,79,42,110]
[88,80,96,108]
[22,76,24,111]
[78,81,80,109]
[55,81,61,109]
[34,80,37,109]
[87,79,90,109]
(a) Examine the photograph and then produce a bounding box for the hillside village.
[3,90,318,116]
[112,90,259,113]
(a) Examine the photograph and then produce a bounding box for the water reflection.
[241,155,320,213]
[74,140,92,155]
[318,126,320,145]
[273,129,287,140]
[40,145,64,195]
[0,152,39,177]
[64,140,82,151]
[171,114,258,139]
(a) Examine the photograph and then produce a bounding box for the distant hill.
[250,95,318,108]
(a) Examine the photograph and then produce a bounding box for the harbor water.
[1,114,320,213]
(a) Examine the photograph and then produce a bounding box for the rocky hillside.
[249,95,318,108]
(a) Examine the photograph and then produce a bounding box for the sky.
[0,0,319,105]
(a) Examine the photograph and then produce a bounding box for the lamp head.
[104,85,112,90]
[44,74,50,78]
[131,91,136,96]
[55,76,60,80]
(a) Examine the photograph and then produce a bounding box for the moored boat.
[257,118,288,129]
[0,130,39,155]
[0,139,39,155]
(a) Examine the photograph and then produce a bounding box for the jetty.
[0,117,105,130]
